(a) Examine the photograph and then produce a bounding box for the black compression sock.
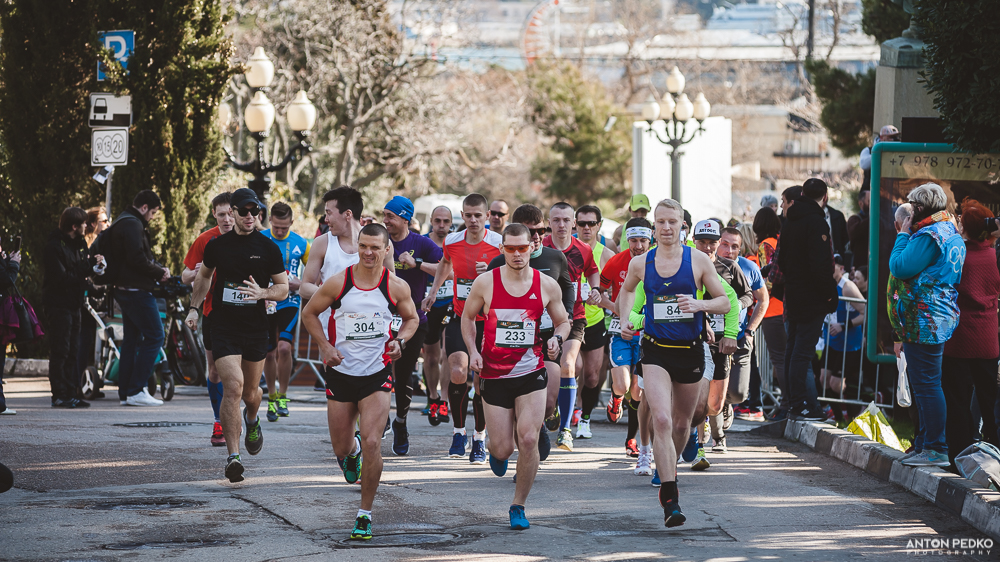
[627,404,639,441]
[449,382,468,428]
[473,392,486,433]
[659,481,679,506]
[581,385,601,418]
[395,372,413,420]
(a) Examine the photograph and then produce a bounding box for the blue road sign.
[97,30,134,81]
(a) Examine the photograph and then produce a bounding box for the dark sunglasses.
[528,227,547,238]
[577,220,599,228]
[236,205,260,217]
[490,211,507,217]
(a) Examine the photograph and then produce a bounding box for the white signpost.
[92,30,135,214]
[91,128,129,166]
[89,93,132,128]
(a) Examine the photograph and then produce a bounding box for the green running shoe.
[339,435,363,483]
[225,454,244,483]
[350,515,372,540]
[276,395,289,417]
[244,408,264,455]
[691,447,710,471]
[266,401,278,422]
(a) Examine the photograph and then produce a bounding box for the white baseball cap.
[692,219,721,241]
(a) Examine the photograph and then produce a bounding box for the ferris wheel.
[521,0,563,65]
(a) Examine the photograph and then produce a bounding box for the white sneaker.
[576,418,592,439]
[634,451,653,475]
[0,407,15,415]
[126,389,163,407]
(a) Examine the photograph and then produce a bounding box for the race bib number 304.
[496,320,535,348]
[222,281,255,306]
[345,312,385,341]
[456,278,473,300]
[653,295,694,323]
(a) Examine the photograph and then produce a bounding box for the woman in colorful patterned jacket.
[889,182,966,468]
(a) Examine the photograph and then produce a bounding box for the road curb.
[2,358,47,377]
[751,418,1000,541]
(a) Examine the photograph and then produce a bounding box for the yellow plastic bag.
[846,402,905,452]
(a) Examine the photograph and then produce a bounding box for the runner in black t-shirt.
[186,188,288,483]
[486,204,574,461]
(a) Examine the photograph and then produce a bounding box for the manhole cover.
[114,422,210,428]
[104,539,231,551]
[335,532,460,547]
[88,500,202,511]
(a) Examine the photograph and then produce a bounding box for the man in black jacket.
[776,178,839,421]
[44,207,104,408]
[110,190,170,407]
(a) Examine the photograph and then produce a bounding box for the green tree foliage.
[860,0,910,44]
[914,0,1000,154]
[0,0,236,303]
[527,60,631,206]
[806,59,877,157]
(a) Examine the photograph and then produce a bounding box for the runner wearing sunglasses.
[186,188,289,483]
[489,200,509,233]
[464,223,570,530]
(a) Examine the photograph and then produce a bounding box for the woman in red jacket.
[942,199,1000,465]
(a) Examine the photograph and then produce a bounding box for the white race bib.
[582,280,592,296]
[495,320,535,348]
[710,314,725,334]
[608,316,622,334]
[653,295,694,323]
[572,281,580,301]
[540,310,553,331]
[222,281,255,307]
[390,315,403,333]
[456,278,473,300]
[434,280,454,300]
[345,312,386,341]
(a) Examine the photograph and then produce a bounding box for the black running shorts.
[480,368,548,409]
[211,324,268,363]
[581,321,608,352]
[710,347,732,381]
[568,318,587,343]
[325,364,393,403]
[444,318,484,357]
[201,313,213,352]
[425,305,451,346]
[640,336,705,385]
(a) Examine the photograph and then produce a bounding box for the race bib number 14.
[222,281,255,307]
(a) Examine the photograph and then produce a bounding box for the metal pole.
[104,167,114,217]
[806,0,816,61]
[670,147,682,202]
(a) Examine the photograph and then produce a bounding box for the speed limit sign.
[91,127,129,166]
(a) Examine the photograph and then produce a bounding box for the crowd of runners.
[177,184,793,539]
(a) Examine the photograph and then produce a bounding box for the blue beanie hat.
[384,195,414,222]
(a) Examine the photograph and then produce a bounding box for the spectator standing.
[824,195,849,258]
[44,207,104,408]
[776,178,839,421]
[84,206,109,247]
[760,194,778,214]
[889,183,965,467]
[752,207,789,419]
[847,190,870,268]
[941,200,1000,464]
[110,190,170,407]
[860,125,900,191]
[0,239,21,415]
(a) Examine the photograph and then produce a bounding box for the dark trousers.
[47,306,82,401]
[114,290,164,400]
[942,355,999,463]
[392,322,429,420]
[784,315,825,411]
[0,354,7,410]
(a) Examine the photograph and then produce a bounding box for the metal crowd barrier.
[755,294,894,414]
[291,302,326,387]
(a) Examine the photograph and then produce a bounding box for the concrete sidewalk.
[0,377,993,560]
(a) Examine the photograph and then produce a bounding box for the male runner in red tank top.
[463,224,570,531]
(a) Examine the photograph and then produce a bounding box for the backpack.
[955,442,1000,492]
[90,213,138,286]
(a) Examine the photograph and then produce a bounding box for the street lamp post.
[641,66,712,203]
[220,47,317,199]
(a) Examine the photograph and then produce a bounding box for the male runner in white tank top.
[301,223,418,541]
[463,223,569,530]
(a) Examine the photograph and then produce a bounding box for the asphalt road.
[0,376,993,561]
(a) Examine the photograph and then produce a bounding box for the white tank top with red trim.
[327,267,396,377]
[481,268,545,380]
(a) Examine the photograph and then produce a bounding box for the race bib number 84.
[653,295,694,323]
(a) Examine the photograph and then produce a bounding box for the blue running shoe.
[681,428,698,463]
[651,468,661,487]
[489,453,508,476]
[391,419,409,456]
[663,500,686,528]
[449,433,468,458]
[470,439,487,464]
[509,505,530,530]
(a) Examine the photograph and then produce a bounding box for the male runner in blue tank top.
[617,198,730,528]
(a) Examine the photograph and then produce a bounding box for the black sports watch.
[413,258,423,269]
[395,338,407,350]
[554,334,564,346]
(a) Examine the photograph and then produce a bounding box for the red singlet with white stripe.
[480,268,545,380]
